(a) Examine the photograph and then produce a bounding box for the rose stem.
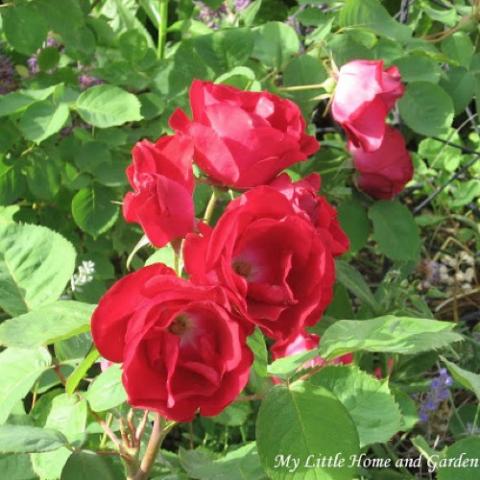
[132,414,176,480]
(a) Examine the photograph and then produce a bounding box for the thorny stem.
[131,414,176,480]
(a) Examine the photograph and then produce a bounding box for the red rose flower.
[123,135,195,248]
[332,60,404,152]
[91,263,253,422]
[184,186,341,341]
[271,331,353,376]
[169,80,319,189]
[269,173,349,256]
[349,126,413,199]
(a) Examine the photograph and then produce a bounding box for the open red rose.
[269,173,349,256]
[184,186,342,341]
[332,60,404,152]
[169,80,319,189]
[271,331,353,370]
[349,126,413,199]
[123,135,195,248]
[91,263,253,422]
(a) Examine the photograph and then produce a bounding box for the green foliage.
[86,364,127,412]
[0,302,94,348]
[0,0,478,478]
[0,348,51,424]
[368,200,421,262]
[318,316,463,359]
[256,382,360,479]
[75,85,142,128]
[0,224,76,316]
[61,451,116,480]
[398,82,455,136]
[310,366,402,447]
[0,426,68,454]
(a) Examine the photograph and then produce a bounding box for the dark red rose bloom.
[123,135,195,248]
[332,60,404,152]
[269,173,349,256]
[271,331,353,367]
[184,186,344,341]
[349,126,413,199]
[91,264,253,422]
[169,80,319,189]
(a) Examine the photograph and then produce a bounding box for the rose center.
[232,260,252,278]
[168,314,191,336]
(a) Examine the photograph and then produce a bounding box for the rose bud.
[91,263,253,422]
[332,60,404,152]
[123,135,195,248]
[349,126,413,199]
[169,80,319,189]
[184,186,346,341]
[269,173,349,256]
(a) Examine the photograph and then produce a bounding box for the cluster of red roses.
[92,79,352,422]
[91,61,411,422]
[332,60,413,199]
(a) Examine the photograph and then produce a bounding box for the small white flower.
[70,260,95,292]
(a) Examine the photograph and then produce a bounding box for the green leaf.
[19,102,70,144]
[75,85,142,128]
[440,68,476,115]
[309,366,402,447]
[395,55,442,84]
[0,223,76,316]
[1,4,48,55]
[0,301,95,348]
[0,453,36,480]
[25,150,61,201]
[441,357,480,401]
[61,451,116,480]
[0,93,41,118]
[43,394,87,443]
[36,0,85,41]
[338,0,411,42]
[71,185,119,238]
[368,200,421,262]
[65,348,100,395]
[267,350,318,380]
[86,364,127,412]
[0,157,25,206]
[451,180,480,208]
[0,426,67,453]
[145,244,176,269]
[318,316,463,360]
[253,22,300,69]
[32,394,87,479]
[0,347,51,425]
[192,28,255,74]
[283,55,328,115]
[392,388,419,432]
[337,198,370,252]
[38,47,60,72]
[256,382,360,479]
[179,443,265,480]
[247,328,268,378]
[335,260,378,311]
[398,82,454,137]
[441,32,474,69]
[211,402,252,427]
[437,437,480,480]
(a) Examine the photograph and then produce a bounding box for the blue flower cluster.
[0,50,17,95]
[419,368,453,422]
